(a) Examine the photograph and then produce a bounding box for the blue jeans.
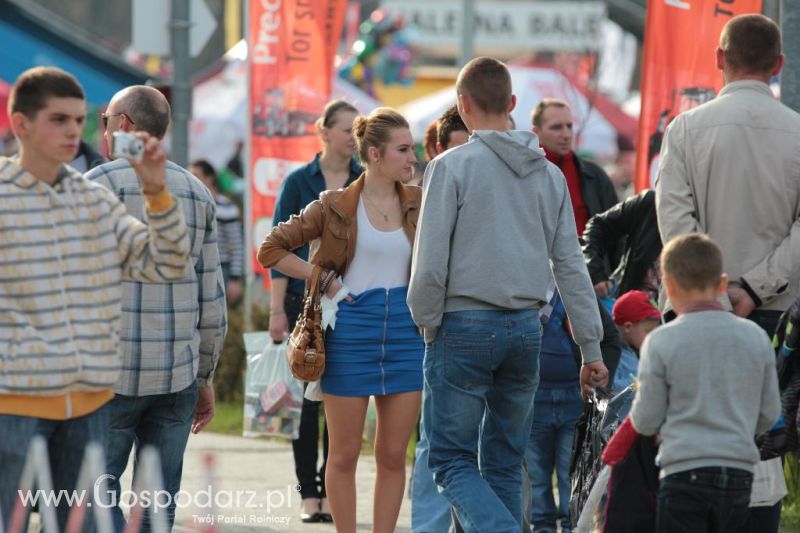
[526,386,584,532]
[412,410,453,533]
[105,382,197,532]
[424,309,541,533]
[453,461,533,533]
[657,467,752,533]
[0,407,110,533]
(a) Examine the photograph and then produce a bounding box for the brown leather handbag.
[287,265,326,381]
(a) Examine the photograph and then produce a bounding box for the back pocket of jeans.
[443,332,494,388]
[520,333,541,377]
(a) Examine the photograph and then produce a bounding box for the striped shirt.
[0,157,190,418]
[215,194,244,278]
[87,159,227,396]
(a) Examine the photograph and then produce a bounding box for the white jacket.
[656,80,800,311]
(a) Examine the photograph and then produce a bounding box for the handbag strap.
[308,265,323,302]
[300,266,323,322]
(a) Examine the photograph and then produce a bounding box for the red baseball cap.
[612,290,661,325]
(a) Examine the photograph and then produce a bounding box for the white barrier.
[2,440,176,533]
[122,447,168,533]
[8,436,58,533]
[2,437,224,533]
[65,443,113,533]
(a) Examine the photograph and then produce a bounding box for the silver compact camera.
[111,131,144,162]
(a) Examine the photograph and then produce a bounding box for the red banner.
[248,0,346,280]
[634,0,763,192]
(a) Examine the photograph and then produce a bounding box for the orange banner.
[248,0,346,280]
[635,0,763,192]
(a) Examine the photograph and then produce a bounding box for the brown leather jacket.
[258,174,422,277]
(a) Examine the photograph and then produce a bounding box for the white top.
[342,196,411,294]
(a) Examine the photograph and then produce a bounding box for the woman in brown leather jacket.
[259,108,423,533]
[267,99,362,524]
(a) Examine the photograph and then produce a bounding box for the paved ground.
[22,430,797,532]
[25,431,410,533]
[165,432,411,533]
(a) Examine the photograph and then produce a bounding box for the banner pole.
[244,0,254,332]
[170,0,191,167]
[780,0,800,112]
[459,0,475,68]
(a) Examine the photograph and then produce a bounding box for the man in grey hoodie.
[408,57,608,533]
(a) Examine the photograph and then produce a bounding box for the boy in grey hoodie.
[407,57,607,533]
[631,233,780,533]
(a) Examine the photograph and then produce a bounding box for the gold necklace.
[362,192,391,222]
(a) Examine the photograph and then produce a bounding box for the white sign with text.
[382,1,606,54]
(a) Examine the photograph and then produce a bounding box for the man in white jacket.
[656,14,800,319]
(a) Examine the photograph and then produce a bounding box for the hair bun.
[353,116,369,140]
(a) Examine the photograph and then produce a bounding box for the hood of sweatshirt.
[0,157,87,217]
[1,157,83,192]
[472,130,548,178]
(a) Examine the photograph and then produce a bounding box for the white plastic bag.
[577,465,611,533]
[750,457,787,507]
[243,332,304,439]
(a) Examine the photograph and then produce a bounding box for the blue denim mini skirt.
[321,286,423,397]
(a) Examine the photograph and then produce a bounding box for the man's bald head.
[110,86,171,139]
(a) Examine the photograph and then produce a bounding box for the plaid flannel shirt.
[86,159,227,396]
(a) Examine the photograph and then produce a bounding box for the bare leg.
[372,391,422,533]
[323,394,368,533]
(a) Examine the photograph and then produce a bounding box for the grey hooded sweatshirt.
[407,130,603,363]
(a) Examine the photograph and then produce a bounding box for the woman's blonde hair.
[352,107,409,163]
[314,99,358,132]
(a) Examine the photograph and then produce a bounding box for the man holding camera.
[86,85,226,532]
